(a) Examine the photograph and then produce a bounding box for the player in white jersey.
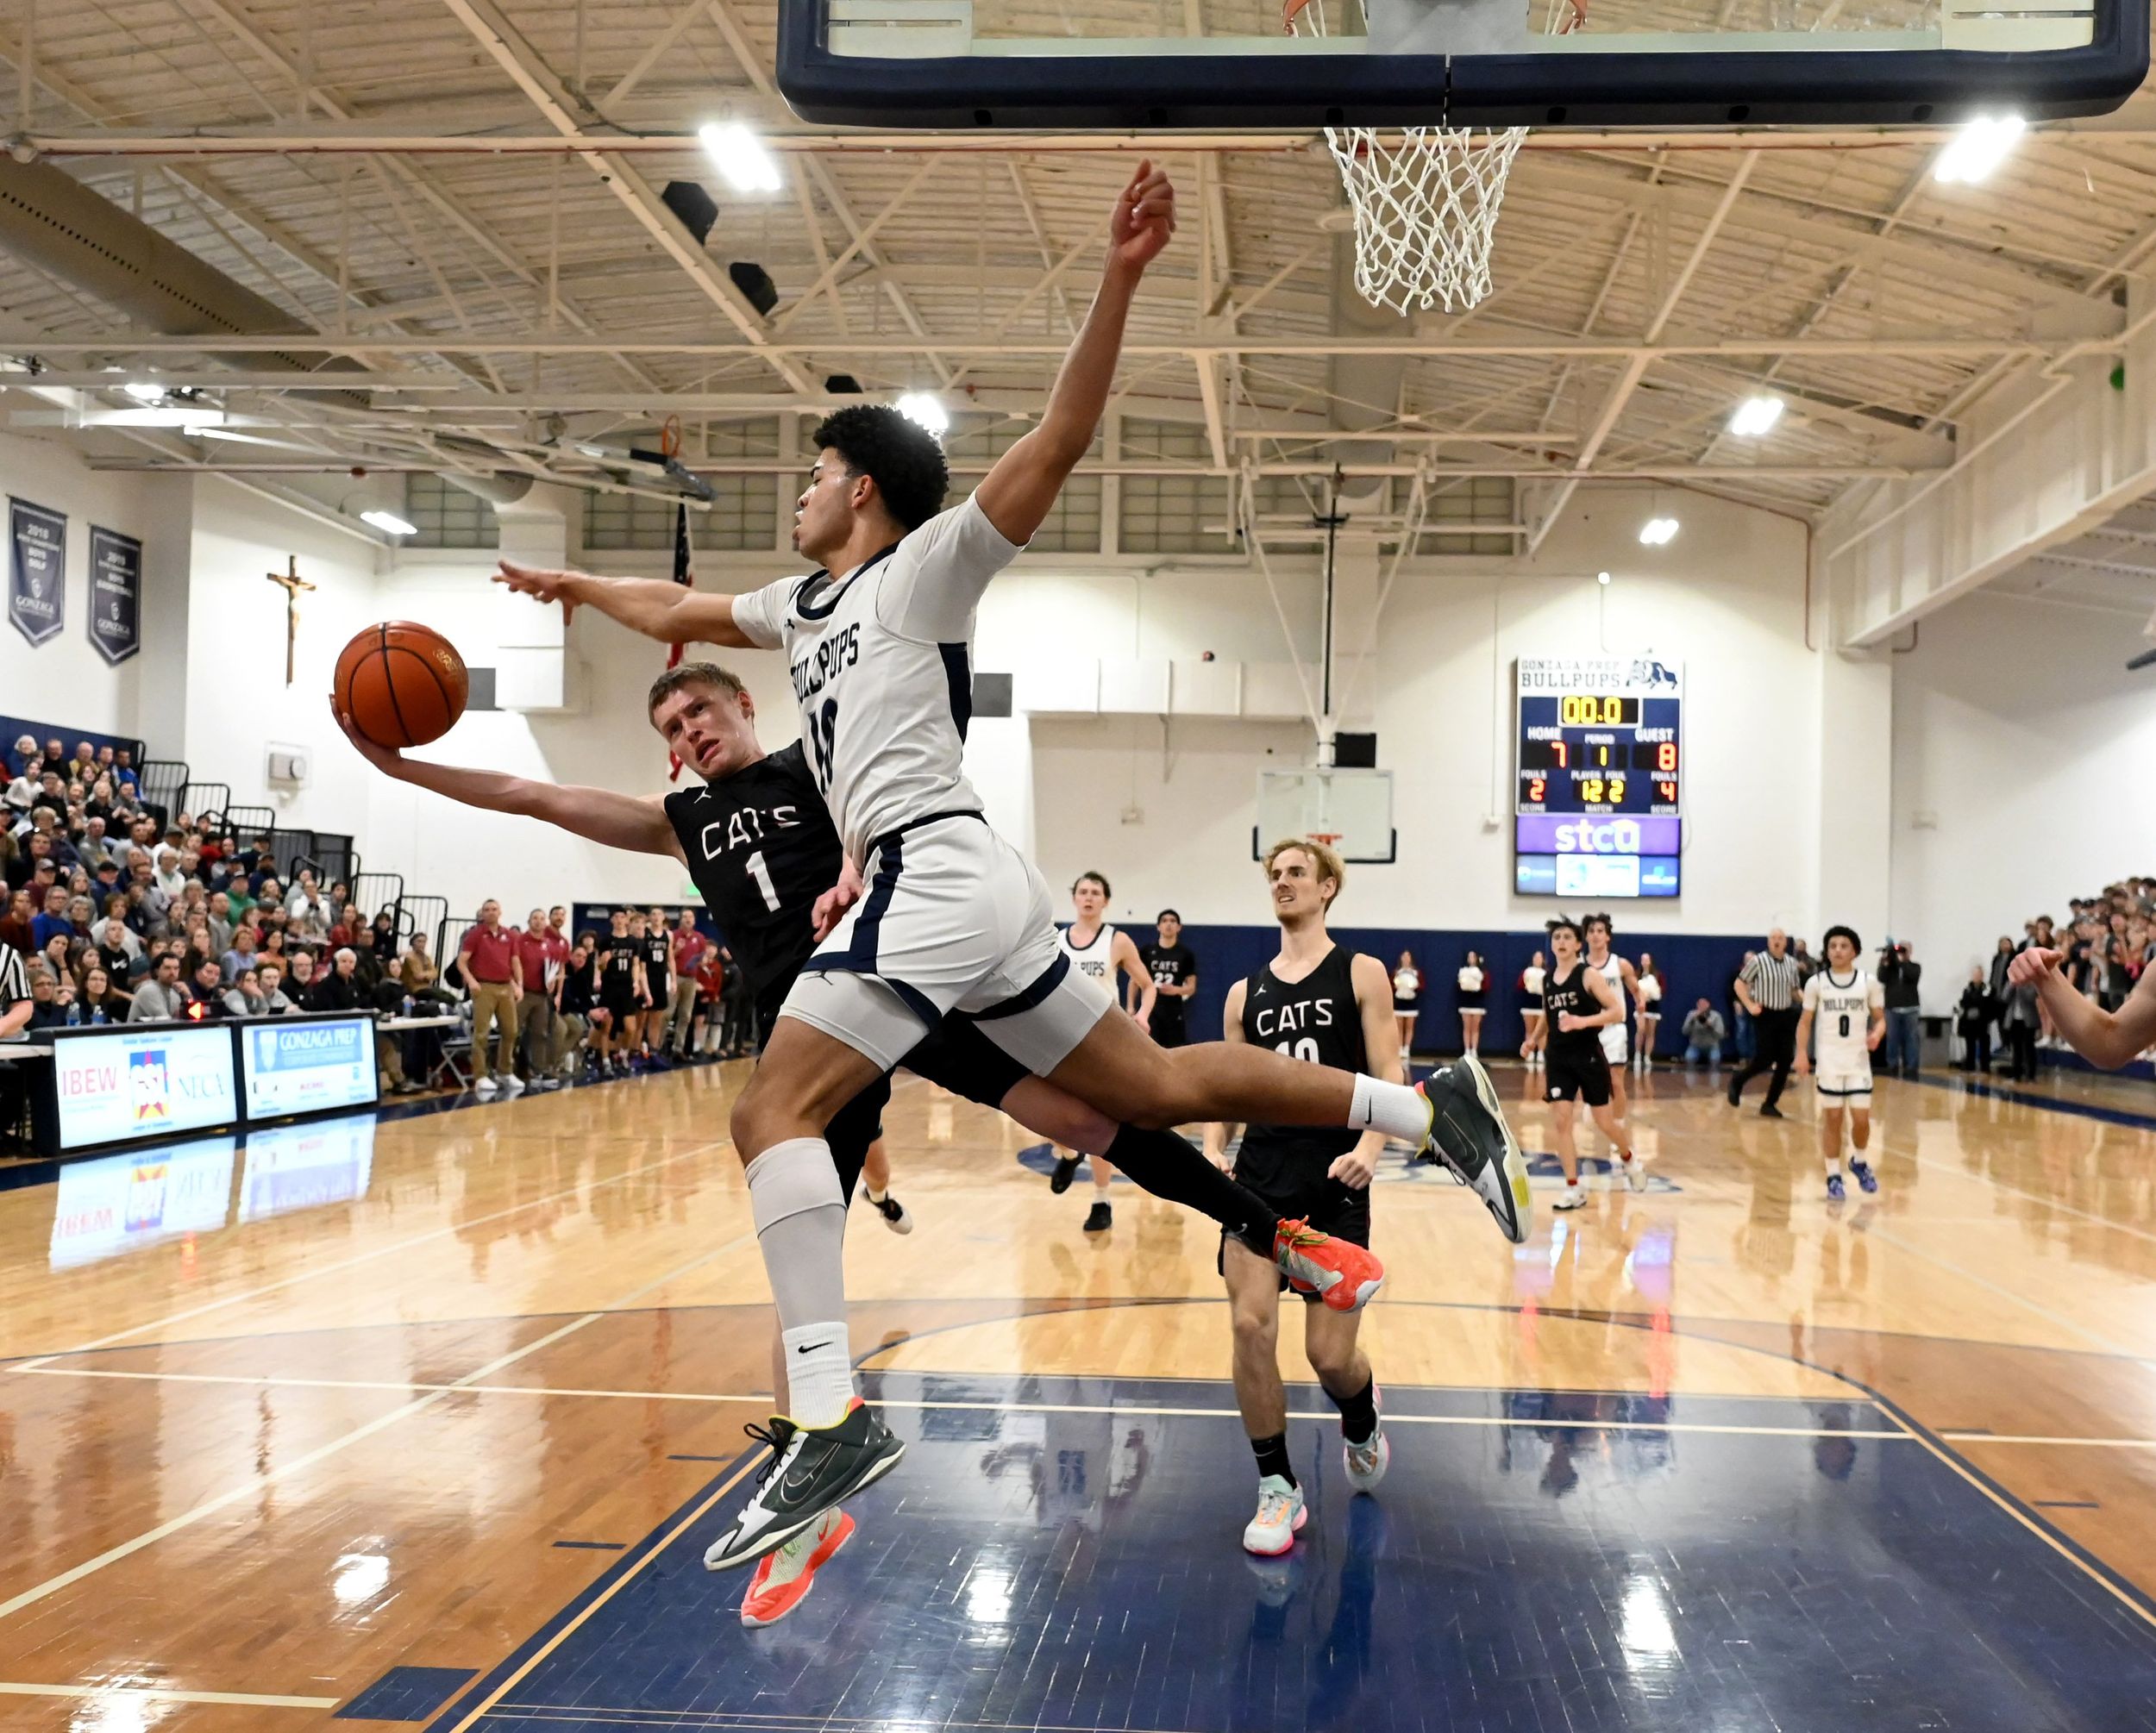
[1047,871,1157,1231]
[1583,914,1641,1141]
[496,163,1529,1569]
[1794,925,1885,1201]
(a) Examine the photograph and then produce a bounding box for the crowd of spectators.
[1956,879,2156,1079]
[3,729,766,1098]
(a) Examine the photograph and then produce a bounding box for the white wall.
[968,488,1831,936]
[0,429,178,741]
[184,479,384,831]
[1889,591,2156,1007]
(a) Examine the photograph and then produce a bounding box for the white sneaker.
[1344,1391,1388,1493]
[1620,1152,1647,1192]
[867,1191,912,1235]
[498,1074,524,1096]
[1242,1474,1306,1556]
[473,1075,498,1096]
[1552,1186,1588,1211]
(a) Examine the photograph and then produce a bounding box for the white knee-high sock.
[1348,1074,1428,1142]
[746,1138,854,1429]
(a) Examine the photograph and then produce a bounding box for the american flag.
[665,501,692,781]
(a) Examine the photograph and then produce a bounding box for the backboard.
[1254,767,1397,865]
[778,0,2147,129]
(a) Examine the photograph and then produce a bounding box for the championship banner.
[8,497,66,648]
[88,527,142,665]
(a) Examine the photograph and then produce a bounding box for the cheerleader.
[1634,951,1665,1071]
[1457,949,1487,1058]
[1392,950,1421,1061]
[1520,948,1548,1067]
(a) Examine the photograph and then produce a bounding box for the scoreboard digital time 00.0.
[1514,656,1683,899]
[1515,657,1683,816]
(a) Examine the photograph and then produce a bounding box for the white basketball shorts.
[777,810,1115,1076]
[1814,1067,1874,1109]
[1600,1022,1629,1065]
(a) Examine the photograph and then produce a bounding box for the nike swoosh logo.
[794,1341,830,1354]
[780,1443,834,1499]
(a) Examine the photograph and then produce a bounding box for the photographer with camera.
[1877,940,1923,1079]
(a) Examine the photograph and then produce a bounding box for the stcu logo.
[1553,819,1642,854]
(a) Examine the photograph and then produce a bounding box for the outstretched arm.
[2013,947,2156,1068]
[974,162,1175,548]
[333,701,683,861]
[492,562,757,649]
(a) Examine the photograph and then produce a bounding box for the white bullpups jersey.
[1059,923,1118,981]
[1804,967,1883,1074]
[731,495,1025,863]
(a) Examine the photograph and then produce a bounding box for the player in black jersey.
[597,910,646,1076]
[1540,917,1643,1211]
[1139,910,1198,1050]
[1205,839,1526,1556]
[636,907,675,1068]
[333,668,1386,1605]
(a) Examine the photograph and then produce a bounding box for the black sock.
[1251,1431,1296,1486]
[1330,1374,1378,1446]
[1102,1125,1280,1256]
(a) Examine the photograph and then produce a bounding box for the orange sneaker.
[1272,1217,1385,1312]
[739,1508,856,1628]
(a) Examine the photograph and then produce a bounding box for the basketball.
[335,621,469,748]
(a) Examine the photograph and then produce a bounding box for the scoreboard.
[1515,656,1683,898]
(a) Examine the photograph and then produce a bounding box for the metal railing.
[178,782,231,827]
[136,759,188,826]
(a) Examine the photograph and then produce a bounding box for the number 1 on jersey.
[745,850,780,912]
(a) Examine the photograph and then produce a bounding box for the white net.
[1288,0,1579,316]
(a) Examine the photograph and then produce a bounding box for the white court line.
[0,1231,751,1625]
[6,1367,1911,1439]
[1942,1432,2156,1449]
[0,1682,338,1711]
[7,1135,736,1372]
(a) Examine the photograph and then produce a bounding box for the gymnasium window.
[403,472,500,548]
[582,420,783,553]
[944,416,1101,554]
[695,420,783,551]
[1119,418,1233,554]
[1416,476,1518,557]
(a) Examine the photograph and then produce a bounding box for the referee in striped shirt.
[0,947,31,1040]
[0,946,34,1146]
[1729,929,1802,1117]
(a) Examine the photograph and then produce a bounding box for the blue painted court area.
[436,1373,2156,1732]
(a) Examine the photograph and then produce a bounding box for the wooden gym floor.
[1,1058,2153,1730]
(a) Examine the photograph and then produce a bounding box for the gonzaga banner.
[88,526,141,664]
[9,497,66,648]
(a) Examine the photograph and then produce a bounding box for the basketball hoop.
[1286,0,1583,315]
[1307,831,1344,852]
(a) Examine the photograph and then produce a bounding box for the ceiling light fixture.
[699,122,781,195]
[1934,115,2025,185]
[1596,570,1612,585]
[1639,516,1679,547]
[122,381,167,404]
[1727,394,1784,437]
[360,509,417,537]
[895,392,950,436]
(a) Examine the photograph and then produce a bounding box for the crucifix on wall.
[265,555,317,686]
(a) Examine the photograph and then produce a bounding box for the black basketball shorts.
[1545,1048,1613,1109]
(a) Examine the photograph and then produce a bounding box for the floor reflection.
[457,1373,2156,1733]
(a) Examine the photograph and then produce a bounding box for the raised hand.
[2007,946,2063,987]
[494,560,580,626]
[328,694,403,774]
[1109,160,1176,273]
